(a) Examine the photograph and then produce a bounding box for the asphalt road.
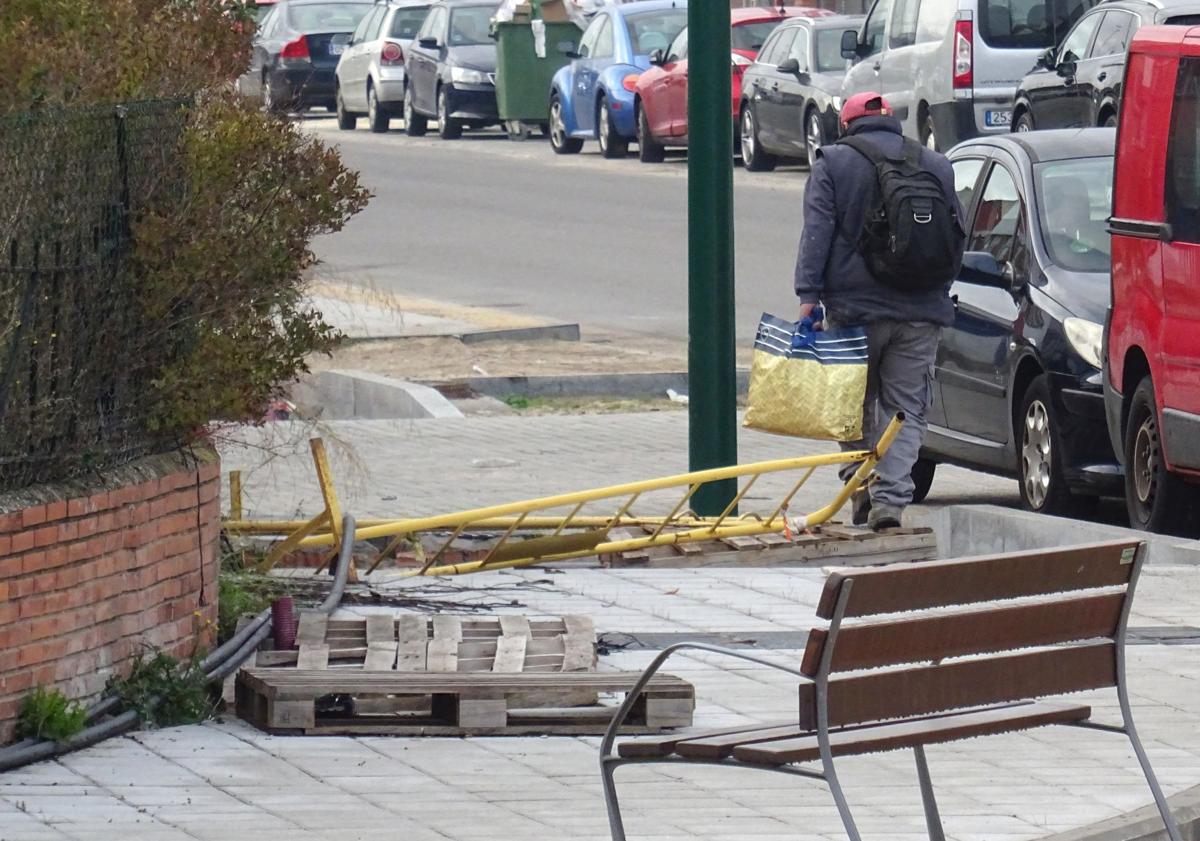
[307,115,809,343]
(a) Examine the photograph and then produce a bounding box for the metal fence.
[0,99,192,491]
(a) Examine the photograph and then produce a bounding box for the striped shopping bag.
[743,312,868,441]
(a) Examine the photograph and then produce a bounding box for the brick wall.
[0,449,220,742]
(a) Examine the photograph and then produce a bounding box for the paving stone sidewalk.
[3,414,1196,841]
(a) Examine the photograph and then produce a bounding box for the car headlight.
[450,67,489,85]
[832,96,843,112]
[1064,317,1103,368]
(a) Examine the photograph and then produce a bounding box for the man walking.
[794,92,964,530]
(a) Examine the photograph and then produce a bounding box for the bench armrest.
[599,642,812,758]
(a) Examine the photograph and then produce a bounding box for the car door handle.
[771,82,780,91]
[873,61,881,72]
[1097,71,1107,82]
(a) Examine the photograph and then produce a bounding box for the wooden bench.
[599,539,1183,841]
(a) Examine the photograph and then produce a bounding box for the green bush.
[108,648,216,728]
[16,688,88,742]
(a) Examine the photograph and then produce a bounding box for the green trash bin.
[494,19,582,139]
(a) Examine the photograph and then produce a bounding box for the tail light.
[622,73,640,92]
[381,41,404,65]
[280,35,310,60]
[731,53,752,69]
[953,19,972,89]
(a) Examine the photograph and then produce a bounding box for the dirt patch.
[306,333,753,381]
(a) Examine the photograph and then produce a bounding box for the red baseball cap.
[840,91,893,127]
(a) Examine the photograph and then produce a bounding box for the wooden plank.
[818,524,875,541]
[796,642,1116,730]
[493,635,528,673]
[364,642,399,671]
[719,535,764,551]
[617,721,795,759]
[602,532,936,569]
[365,615,395,645]
[396,615,428,671]
[268,699,315,729]
[499,616,532,638]
[734,701,1091,766]
[296,644,329,670]
[816,540,1141,619]
[426,638,458,672]
[755,532,792,547]
[562,615,594,638]
[296,613,328,645]
[800,591,1126,675]
[432,616,463,642]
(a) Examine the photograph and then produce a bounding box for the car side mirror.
[776,57,801,74]
[419,36,440,48]
[959,251,1014,288]
[557,40,579,57]
[1037,47,1055,69]
[1056,58,1076,77]
[840,29,859,59]
[649,48,665,65]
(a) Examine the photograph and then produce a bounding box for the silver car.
[840,0,1103,150]
[334,0,432,131]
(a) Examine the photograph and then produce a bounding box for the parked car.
[840,0,1103,150]
[548,0,689,158]
[253,0,279,23]
[633,7,835,163]
[241,0,376,112]
[403,0,501,138]
[1104,26,1200,534]
[915,128,1119,514]
[334,0,431,132]
[1011,0,1200,131]
[736,14,864,170]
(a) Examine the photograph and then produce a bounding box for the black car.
[917,129,1119,514]
[1012,0,1200,131]
[738,15,863,171]
[242,0,375,112]
[403,0,501,139]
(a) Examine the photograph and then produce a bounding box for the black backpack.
[837,135,965,293]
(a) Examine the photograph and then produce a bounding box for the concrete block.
[292,370,464,420]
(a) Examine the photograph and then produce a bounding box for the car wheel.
[909,457,936,504]
[335,85,357,130]
[404,83,427,136]
[1014,111,1035,133]
[437,86,463,139]
[920,114,938,151]
[597,96,628,159]
[1102,112,1118,128]
[549,93,582,154]
[804,107,824,165]
[1017,374,1091,515]
[367,83,390,133]
[1124,376,1200,535]
[262,74,287,114]
[637,104,665,163]
[740,104,776,172]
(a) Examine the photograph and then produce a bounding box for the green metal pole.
[687,0,737,514]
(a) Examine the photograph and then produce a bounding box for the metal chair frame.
[598,543,1183,841]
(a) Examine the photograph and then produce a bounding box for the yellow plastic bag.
[744,312,867,442]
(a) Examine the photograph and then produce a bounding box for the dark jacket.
[794,116,962,327]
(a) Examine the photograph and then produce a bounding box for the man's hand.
[798,302,824,331]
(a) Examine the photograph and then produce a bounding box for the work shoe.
[850,489,872,526]
[868,504,902,531]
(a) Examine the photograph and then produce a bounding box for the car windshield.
[814,27,848,72]
[1036,157,1113,273]
[287,2,372,31]
[731,21,781,52]
[626,9,689,56]
[448,5,492,45]
[978,0,1091,49]
[391,6,431,37]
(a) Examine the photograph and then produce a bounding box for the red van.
[1105,25,1200,534]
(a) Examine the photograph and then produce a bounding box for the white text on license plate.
[985,109,1012,127]
[330,43,345,55]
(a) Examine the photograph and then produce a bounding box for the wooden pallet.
[256,613,596,673]
[235,669,695,736]
[593,523,937,568]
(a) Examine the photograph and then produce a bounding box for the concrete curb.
[291,370,464,420]
[425,370,752,400]
[1038,785,1200,841]
[340,323,581,345]
[916,504,1200,565]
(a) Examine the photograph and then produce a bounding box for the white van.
[840,0,1101,149]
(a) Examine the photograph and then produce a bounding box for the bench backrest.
[796,540,1144,731]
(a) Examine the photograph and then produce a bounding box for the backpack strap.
[836,134,895,168]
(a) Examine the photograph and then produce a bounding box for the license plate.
[985,109,1012,127]
[329,42,345,55]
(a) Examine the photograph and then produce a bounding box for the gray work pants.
[836,319,941,509]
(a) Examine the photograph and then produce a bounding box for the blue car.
[548,0,688,158]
